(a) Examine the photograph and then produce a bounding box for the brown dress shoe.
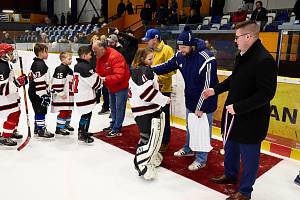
[211,174,238,184]
[226,192,251,200]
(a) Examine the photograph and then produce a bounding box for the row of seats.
[194,10,296,32]
[16,23,98,43]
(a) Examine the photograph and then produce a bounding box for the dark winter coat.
[293,0,300,20]
[117,32,138,65]
[214,39,277,144]
[153,39,218,113]
[251,7,268,21]
[140,7,153,21]
[117,2,126,17]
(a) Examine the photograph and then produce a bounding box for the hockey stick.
[17,57,31,151]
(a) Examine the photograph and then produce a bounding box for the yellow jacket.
[152,41,176,93]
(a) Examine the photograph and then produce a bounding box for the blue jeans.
[224,139,261,198]
[109,88,128,131]
[183,108,214,164]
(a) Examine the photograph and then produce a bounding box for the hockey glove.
[41,94,51,107]
[16,74,28,87]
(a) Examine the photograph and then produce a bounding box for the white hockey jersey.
[51,64,74,113]
[129,66,169,118]
[74,58,102,115]
[0,59,20,117]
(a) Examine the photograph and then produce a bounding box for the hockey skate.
[55,128,70,136]
[151,152,163,167]
[11,130,23,139]
[0,137,17,146]
[65,124,74,132]
[78,130,94,144]
[143,164,158,180]
[37,127,55,138]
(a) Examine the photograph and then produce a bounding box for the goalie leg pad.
[134,112,165,178]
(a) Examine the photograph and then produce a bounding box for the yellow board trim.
[170,115,300,161]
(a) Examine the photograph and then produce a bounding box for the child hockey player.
[74,46,102,143]
[0,43,27,146]
[51,52,74,136]
[28,43,54,138]
[129,48,170,180]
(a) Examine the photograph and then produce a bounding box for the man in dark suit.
[202,20,277,200]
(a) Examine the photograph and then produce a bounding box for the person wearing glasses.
[202,20,277,200]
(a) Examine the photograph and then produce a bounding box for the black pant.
[161,92,171,145]
[28,87,48,115]
[135,111,161,145]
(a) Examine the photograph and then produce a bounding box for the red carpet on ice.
[94,124,282,195]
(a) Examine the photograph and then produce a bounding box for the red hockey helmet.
[0,43,14,57]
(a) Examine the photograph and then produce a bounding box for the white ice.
[0,88,299,200]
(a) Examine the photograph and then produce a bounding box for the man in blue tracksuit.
[152,26,218,171]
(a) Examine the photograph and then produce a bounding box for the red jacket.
[96,47,130,93]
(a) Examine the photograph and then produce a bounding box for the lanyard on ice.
[223,110,235,148]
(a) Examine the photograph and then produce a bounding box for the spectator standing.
[140,2,153,28]
[67,11,72,25]
[169,9,178,24]
[126,0,134,15]
[293,0,300,24]
[178,9,187,24]
[211,0,225,17]
[142,29,176,153]
[93,40,130,137]
[61,13,66,26]
[52,14,58,26]
[190,0,202,16]
[152,26,218,171]
[117,0,126,17]
[186,9,202,24]
[156,4,169,25]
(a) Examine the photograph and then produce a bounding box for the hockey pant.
[57,110,72,129]
[1,110,21,138]
[134,111,165,179]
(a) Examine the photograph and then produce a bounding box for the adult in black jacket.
[293,0,300,23]
[250,1,267,22]
[140,2,153,27]
[117,0,126,17]
[126,0,134,15]
[116,30,138,67]
[203,21,277,200]
[211,0,225,17]
[190,0,202,16]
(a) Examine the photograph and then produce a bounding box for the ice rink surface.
[0,88,299,200]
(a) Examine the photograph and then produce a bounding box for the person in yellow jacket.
[142,29,176,153]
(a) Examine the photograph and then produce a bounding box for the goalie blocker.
[134,112,165,180]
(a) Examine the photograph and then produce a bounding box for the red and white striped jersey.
[74,58,102,115]
[0,58,20,117]
[129,66,169,118]
[51,64,74,113]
